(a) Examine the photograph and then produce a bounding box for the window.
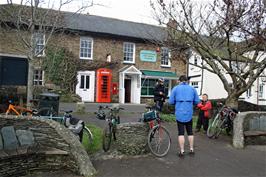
[141,78,169,96]
[80,37,93,59]
[34,33,45,56]
[161,47,171,67]
[246,87,252,97]
[194,56,198,65]
[123,42,135,63]
[259,84,264,98]
[33,69,44,86]
[232,61,246,74]
[191,81,199,88]
[80,75,90,89]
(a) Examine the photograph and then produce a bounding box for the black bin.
[38,93,60,116]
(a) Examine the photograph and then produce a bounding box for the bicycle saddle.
[65,110,73,114]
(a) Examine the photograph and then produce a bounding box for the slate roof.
[63,12,167,41]
[0,4,167,41]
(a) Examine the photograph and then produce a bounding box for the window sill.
[141,95,153,98]
[123,61,135,64]
[80,57,93,60]
[161,65,171,68]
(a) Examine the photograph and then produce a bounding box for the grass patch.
[160,113,199,129]
[160,113,176,122]
[82,124,103,154]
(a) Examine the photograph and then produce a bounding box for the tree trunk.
[225,94,239,110]
[27,61,34,108]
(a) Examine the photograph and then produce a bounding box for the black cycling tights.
[177,120,193,136]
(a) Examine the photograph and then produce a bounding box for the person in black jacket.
[154,78,166,112]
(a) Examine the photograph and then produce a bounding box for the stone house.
[0,4,187,104]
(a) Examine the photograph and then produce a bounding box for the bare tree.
[151,0,266,108]
[0,0,95,107]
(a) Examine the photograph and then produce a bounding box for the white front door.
[76,71,95,102]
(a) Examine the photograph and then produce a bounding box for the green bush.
[160,113,176,122]
[162,102,175,114]
[59,93,81,103]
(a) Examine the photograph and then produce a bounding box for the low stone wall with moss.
[110,122,150,155]
[0,115,96,177]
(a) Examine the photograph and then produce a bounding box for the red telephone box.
[96,68,112,103]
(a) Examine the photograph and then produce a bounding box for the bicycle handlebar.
[60,110,73,114]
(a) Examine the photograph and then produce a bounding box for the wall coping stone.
[0,115,96,177]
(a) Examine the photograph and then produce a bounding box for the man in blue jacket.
[169,75,200,157]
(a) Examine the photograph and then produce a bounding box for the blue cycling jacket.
[169,82,200,123]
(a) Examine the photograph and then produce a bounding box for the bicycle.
[94,105,108,120]
[98,106,123,152]
[37,109,93,145]
[141,106,171,157]
[5,100,37,116]
[207,103,238,138]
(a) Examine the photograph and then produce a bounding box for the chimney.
[167,18,177,30]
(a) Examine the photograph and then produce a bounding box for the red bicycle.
[142,106,171,157]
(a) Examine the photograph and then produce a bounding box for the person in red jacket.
[196,94,212,133]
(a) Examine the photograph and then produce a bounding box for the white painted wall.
[188,50,266,105]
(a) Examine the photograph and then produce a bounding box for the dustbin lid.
[40,93,59,97]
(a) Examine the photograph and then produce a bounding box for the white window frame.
[34,33,45,57]
[191,81,199,88]
[141,78,170,97]
[80,37,93,60]
[161,47,171,67]
[194,56,198,65]
[123,42,135,64]
[246,87,252,98]
[259,83,264,98]
[33,69,44,86]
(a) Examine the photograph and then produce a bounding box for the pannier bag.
[142,110,157,122]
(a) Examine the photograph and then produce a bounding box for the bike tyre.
[82,126,93,145]
[102,126,112,152]
[37,107,56,116]
[147,125,171,157]
[207,114,221,138]
[214,119,226,138]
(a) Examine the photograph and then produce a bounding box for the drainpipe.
[200,66,204,96]
[257,77,259,110]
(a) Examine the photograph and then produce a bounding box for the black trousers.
[155,100,163,112]
[196,115,209,131]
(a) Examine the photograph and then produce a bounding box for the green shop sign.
[140,50,157,62]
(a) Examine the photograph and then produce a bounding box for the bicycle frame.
[6,103,33,116]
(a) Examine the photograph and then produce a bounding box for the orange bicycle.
[5,100,36,116]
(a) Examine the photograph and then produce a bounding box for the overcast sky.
[0,0,213,25]
[0,0,160,25]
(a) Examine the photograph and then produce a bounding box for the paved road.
[25,103,266,177]
[92,124,266,177]
[74,107,266,177]
[60,102,146,114]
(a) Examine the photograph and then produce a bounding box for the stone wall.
[0,115,96,177]
[109,122,150,155]
[233,112,266,148]
[0,27,186,103]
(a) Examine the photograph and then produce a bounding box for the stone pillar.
[233,113,245,148]
[113,122,150,155]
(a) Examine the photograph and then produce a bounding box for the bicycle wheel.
[214,119,226,138]
[37,107,56,116]
[102,125,112,152]
[82,126,93,145]
[148,125,171,157]
[207,114,223,138]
